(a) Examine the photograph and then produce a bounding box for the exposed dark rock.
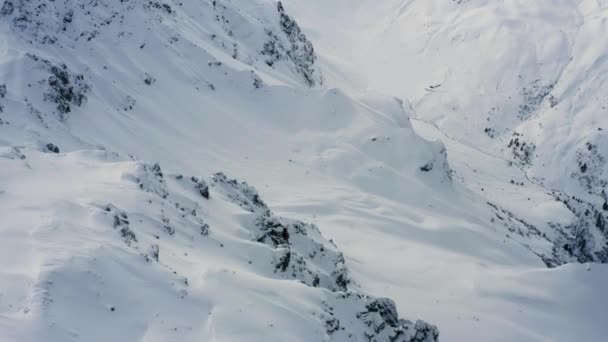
[24,54,89,120]
[211,172,268,212]
[549,194,608,265]
[419,163,433,172]
[200,223,210,236]
[252,71,264,89]
[190,176,209,199]
[129,162,169,199]
[212,172,351,292]
[45,143,60,153]
[508,132,536,165]
[147,244,160,262]
[145,1,173,14]
[0,1,13,16]
[518,79,555,120]
[260,2,321,87]
[105,204,137,246]
[322,293,439,342]
[572,142,606,192]
[144,73,156,85]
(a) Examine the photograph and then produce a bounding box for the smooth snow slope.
[1,0,607,341]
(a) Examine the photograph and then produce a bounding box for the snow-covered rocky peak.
[2,0,321,86]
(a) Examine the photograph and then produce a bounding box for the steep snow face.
[283,0,608,264]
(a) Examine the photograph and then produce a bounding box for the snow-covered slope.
[0,148,439,341]
[0,0,446,341]
[1,0,608,341]
[284,0,608,265]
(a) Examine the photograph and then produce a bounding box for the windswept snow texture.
[1,0,608,341]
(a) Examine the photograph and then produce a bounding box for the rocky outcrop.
[210,171,438,340]
[261,2,321,86]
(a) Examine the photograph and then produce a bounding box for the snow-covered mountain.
[284,0,608,266]
[1,0,607,341]
[0,148,439,341]
[0,1,443,341]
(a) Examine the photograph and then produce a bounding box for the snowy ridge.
[0,0,323,134]
[0,147,437,341]
[211,172,352,292]
[1,0,321,86]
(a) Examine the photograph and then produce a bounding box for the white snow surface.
[0,0,607,341]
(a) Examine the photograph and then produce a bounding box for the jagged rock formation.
[548,193,608,265]
[261,2,321,86]
[322,294,439,342]
[212,172,351,291]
